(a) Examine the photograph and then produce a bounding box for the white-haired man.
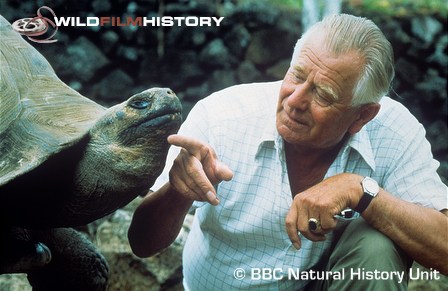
[129,14,448,290]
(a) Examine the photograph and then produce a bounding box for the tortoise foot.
[27,228,109,291]
[0,241,51,273]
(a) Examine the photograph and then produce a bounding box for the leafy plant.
[237,0,447,16]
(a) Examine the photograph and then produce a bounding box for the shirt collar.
[343,127,376,171]
[255,121,376,172]
[255,116,278,157]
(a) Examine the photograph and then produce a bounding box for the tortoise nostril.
[166,89,174,96]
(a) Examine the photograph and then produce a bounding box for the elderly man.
[128,14,447,290]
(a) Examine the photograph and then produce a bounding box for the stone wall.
[0,0,447,290]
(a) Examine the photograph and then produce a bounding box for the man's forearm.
[363,190,448,274]
[128,183,193,258]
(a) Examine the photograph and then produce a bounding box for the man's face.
[276,35,366,151]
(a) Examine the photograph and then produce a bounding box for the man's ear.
[348,103,381,134]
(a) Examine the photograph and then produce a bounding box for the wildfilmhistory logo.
[12,5,225,44]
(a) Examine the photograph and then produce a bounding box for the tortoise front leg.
[0,227,51,273]
[27,228,109,291]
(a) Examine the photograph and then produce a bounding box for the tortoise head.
[93,88,182,147]
[88,87,182,183]
[66,88,182,222]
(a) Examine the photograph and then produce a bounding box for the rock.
[53,36,109,82]
[137,49,161,84]
[156,50,205,89]
[165,26,207,49]
[394,58,420,84]
[119,22,139,41]
[223,24,251,58]
[91,69,134,103]
[234,0,280,28]
[416,69,447,102]
[379,19,411,57]
[411,16,443,47]
[92,0,111,13]
[266,59,290,80]
[101,30,120,53]
[237,61,263,83]
[127,2,138,14]
[0,274,31,291]
[246,29,295,67]
[94,198,191,290]
[103,254,160,291]
[427,34,448,69]
[207,69,238,93]
[117,45,139,61]
[165,1,216,15]
[199,38,237,69]
[136,27,158,46]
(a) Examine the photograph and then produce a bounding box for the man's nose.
[287,84,312,111]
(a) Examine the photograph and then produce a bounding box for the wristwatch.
[354,177,380,213]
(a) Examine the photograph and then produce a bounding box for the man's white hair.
[291,14,394,106]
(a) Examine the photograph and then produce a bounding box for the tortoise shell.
[0,15,105,186]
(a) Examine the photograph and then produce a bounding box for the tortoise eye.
[129,100,150,109]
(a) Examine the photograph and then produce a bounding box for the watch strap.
[354,193,373,213]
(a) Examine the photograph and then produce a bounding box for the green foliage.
[240,0,447,16]
[265,0,302,10]
[346,0,447,16]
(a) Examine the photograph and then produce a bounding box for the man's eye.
[291,72,305,83]
[314,90,333,107]
[316,96,331,106]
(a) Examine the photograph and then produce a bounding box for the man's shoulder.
[211,81,282,97]
[205,81,281,104]
[368,96,424,142]
[198,81,281,119]
[376,97,421,126]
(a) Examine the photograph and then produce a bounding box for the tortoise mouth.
[142,111,182,127]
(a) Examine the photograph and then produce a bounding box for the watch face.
[363,177,379,195]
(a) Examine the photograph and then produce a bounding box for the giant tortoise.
[0,15,182,290]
